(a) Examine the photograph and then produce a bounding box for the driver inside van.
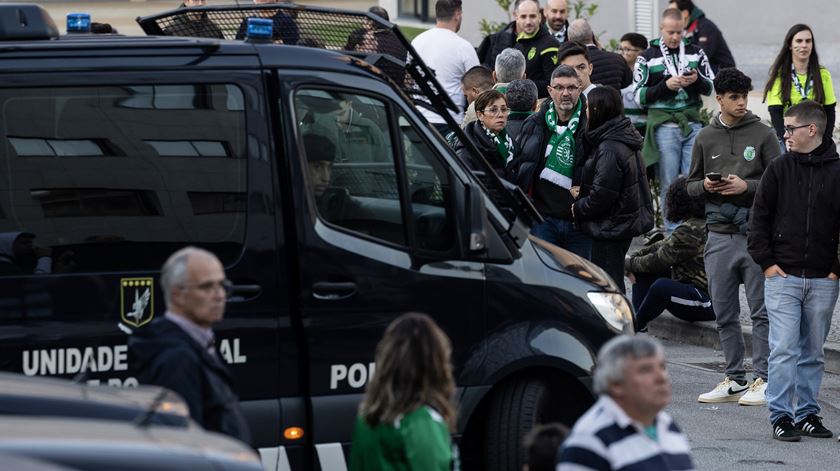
[303,133,358,224]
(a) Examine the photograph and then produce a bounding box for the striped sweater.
[632,38,714,111]
[556,395,694,471]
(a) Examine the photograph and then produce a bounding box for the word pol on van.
[330,362,376,390]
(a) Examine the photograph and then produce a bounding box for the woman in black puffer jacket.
[453,89,516,176]
[571,87,653,289]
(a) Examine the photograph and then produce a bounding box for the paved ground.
[664,339,840,469]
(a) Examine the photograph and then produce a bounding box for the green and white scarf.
[482,123,515,166]
[540,99,581,189]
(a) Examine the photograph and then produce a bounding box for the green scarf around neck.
[540,99,581,189]
[482,123,514,166]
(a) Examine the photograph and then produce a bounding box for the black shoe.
[773,416,801,442]
[795,414,833,438]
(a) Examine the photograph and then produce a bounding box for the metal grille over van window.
[0,84,248,274]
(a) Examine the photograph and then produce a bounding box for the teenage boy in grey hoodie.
[686,67,780,406]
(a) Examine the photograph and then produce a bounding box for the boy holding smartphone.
[686,67,781,406]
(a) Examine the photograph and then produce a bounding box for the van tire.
[484,378,551,471]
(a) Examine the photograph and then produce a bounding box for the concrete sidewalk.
[649,308,840,375]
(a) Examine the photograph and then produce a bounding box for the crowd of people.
[409,0,840,460]
[129,0,840,468]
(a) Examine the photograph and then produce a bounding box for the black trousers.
[591,238,632,292]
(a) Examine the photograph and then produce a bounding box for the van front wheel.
[484,378,553,471]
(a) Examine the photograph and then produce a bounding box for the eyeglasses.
[479,107,510,116]
[550,85,580,94]
[783,123,812,135]
[618,47,642,54]
[181,279,234,296]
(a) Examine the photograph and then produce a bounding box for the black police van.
[0,4,633,470]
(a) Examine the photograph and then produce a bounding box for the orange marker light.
[284,427,304,440]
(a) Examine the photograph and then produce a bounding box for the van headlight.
[587,292,634,332]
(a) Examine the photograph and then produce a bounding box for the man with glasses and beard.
[509,64,591,259]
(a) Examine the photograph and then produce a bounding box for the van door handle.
[227,283,261,303]
[312,281,357,301]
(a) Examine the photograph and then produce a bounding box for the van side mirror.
[460,182,488,253]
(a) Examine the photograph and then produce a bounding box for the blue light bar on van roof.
[246,18,272,41]
[66,13,91,34]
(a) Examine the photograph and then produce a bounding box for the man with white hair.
[129,246,251,444]
[462,48,526,126]
[567,18,631,92]
[556,336,694,470]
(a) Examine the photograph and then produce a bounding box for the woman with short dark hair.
[349,313,457,471]
[453,89,516,175]
[571,86,653,287]
[625,176,714,332]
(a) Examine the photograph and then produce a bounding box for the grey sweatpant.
[704,231,769,381]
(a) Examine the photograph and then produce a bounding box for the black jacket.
[505,111,532,142]
[748,138,840,278]
[685,14,735,74]
[573,116,653,239]
[129,317,251,444]
[587,46,632,92]
[477,23,560,98]
[453,120,515,175]
[508,98,588,220]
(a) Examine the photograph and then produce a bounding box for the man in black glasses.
[130,247,251,444]
[748,100,840,442]
[686,67,779,408]
[509,64,591,259]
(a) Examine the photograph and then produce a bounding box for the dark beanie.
[303,134,336,162]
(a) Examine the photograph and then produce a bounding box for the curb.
[648,315,840,375]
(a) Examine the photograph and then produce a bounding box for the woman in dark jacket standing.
[571,86,653,288]
[453,89,516,175]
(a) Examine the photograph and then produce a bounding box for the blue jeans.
[765,275,838,424]
[655,122,702,233]
[530,217,592,260]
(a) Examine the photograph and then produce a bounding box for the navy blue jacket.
[129,317,251,444]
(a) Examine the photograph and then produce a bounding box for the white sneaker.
[738,378,767,406]
[698,377,749,403]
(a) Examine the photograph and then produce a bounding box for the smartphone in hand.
[706,172,722,181]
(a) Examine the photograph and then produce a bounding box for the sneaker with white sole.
[698,377,749,403]
[738,377,767,406]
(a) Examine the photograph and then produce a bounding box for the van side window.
[397,114,455,253]
[295,89,405,246]
[0,85,247,276]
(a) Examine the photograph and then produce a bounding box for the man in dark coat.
[669,0,735,74]
[130,247,251,444]
[567,19,631,92]
[476,0,559,98]
[509,64,591,259]
[505,79,538,140]
[748,100,840,442]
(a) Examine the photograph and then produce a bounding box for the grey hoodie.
[686,111,781,233]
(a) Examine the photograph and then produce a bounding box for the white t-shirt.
[411,27,479,124]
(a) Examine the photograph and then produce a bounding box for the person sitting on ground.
[625,176,714,333]
[454,89,517,176]
[460,65,496,127]
[349,313,458,471]
[522,422,568,471]
[505,79,538,140]
[557,335,694,470]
